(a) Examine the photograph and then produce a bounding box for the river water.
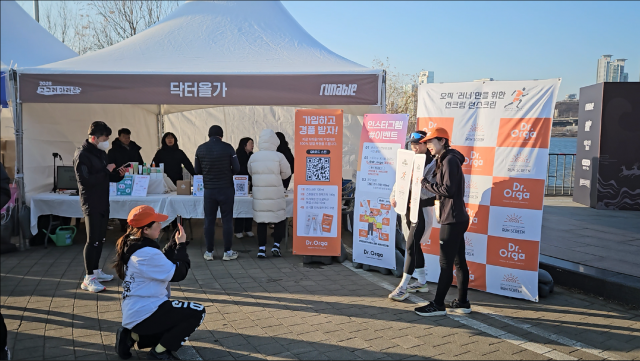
[549,137,577,154]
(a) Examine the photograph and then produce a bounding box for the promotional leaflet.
[192,175,204,196]
[131,175,150,197]
[293,109,343,256]
[352,114,409,270]
[417,79,560,301]
[116,175,134,196]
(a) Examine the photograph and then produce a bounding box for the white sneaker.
[407,281,429,293]
[81,276,106,293]
[388,287,409,301]
[246,231,254,237]
[93,269,114,282]
[203,251,214,261]
[235,233,244,239]
[223,250,238,261]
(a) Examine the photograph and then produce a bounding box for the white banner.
[417,79,560,302]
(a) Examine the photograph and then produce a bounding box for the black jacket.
[421,149,469,225]
[122,237,191,282]
[108,138,144,169]
[152,146,195,186]
[277,144,294,189]
[194,137,240,189]
[74,140,124,216]
[0,163,10,210]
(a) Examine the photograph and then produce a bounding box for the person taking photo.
[415,127,471,316]
[74,121,126,293]
[114,206,205,360]
[388,131,437,301]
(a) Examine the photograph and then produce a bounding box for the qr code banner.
[293,109,344,257]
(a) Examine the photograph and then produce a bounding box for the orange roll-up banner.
[293,109,343,256]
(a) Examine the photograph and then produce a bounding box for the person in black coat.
[108,128,144,169]
[275,132,294,190]
[0,163,10,360]
[152,132,196,186]
[74,121,126,293]
[234,137,254,238]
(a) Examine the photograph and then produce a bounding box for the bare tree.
[374,58,420,134]
[39,1,93,55]
[88,0,179,51]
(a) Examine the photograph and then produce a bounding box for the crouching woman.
[114,205,205,360]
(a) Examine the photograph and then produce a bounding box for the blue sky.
[18,1,639,99]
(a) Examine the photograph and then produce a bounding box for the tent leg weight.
[538,269,554,298]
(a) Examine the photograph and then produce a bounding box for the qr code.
[235,182,246,193]
[306,157,330,182]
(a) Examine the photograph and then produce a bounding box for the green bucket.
[43,226,77,247]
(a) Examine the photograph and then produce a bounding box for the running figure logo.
[504,87,529,109]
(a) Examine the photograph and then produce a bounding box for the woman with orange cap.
[415,127,472,316]
[113,206,205,360]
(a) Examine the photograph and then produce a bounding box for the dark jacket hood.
[439,148,465,165]
[112,138,142,151]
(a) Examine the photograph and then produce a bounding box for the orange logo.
[421,227,440,256]
[457,146,495,176]
[466,203,490,235]
[490,177,544,210]
[497,118,551,149]
[487,236,539,271]
[452,261,486,291]
[417,117,454,139]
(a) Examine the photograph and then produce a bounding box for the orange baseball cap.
[421,127,450,142]
[127,205,169,228]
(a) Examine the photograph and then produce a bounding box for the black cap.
[208,125,223,138]
[88,121,112,137]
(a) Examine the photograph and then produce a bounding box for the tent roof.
[0,1,77,68]
[23,1,378,75]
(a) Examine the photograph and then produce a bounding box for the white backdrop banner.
[353,114,408,270]
[417,79,561,302]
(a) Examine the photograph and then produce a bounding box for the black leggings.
[257,220,286,248]
[84,214,108,275]
[434,222,470,307]
[404,206,426,275]
[132,300,206,352]
[234,218,253,233]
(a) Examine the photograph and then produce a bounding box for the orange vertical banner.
[293,109,343,256]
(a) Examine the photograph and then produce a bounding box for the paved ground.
[541,197,640,278]
[2,219,640,360]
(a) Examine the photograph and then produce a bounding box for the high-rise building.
[596,55,629,83]
[418,71,434,85]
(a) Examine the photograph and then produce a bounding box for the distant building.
[564,94,578,101]
[474,78,494,82]
[403,83,418,93]
[596,55,629,83]
[418,71,434,85]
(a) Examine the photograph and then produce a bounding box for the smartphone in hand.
[118,162,131,170]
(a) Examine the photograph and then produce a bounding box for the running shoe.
[223,250,239,261]
[271,247,281,257]
[446,299,472,314]
[246,231,255,237]
[407,281,429,293]
[81,276,106,293]
[235,233,244,239]
[93,269,114,282]
[115,326,135,360]
[147,348,178,360]
[388,287,409,301]
[414,302,447,317]
[257,247,266,258]
[203,251,214,261]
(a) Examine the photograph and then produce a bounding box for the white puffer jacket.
[248,129,292,223]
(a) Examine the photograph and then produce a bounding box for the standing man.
[74,121,126,293]
[108,128,144,231]
[195,125,240,261]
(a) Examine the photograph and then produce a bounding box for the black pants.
[84,213,108,275]
[131,300,206,352]
[0,313,6,357]
[434,222,470,307]
[404,206,426,275]
[234,218,253,233]
[257,220,285,248]
[204,187,234,253]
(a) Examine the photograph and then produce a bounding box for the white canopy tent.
[14,1,385,203]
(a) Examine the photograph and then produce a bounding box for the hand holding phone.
[118,162,131,170]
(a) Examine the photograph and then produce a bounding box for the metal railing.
[546,154,576,196]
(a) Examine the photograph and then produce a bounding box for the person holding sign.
[234,137,255,238]
[416,127,471,316]
[248,129,292,258]
[73,121,127,293]
[388,131,437,301]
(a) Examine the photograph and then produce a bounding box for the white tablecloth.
[29,192,295,235]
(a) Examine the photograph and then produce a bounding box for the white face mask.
[97,140,110,151]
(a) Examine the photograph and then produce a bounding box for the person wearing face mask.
[387,131,437,301]
[415,127,471,316]
[73,121,127,293]
[113,206,204,360]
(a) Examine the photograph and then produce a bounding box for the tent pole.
[8,69,26,250]
[157,104,164,148]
